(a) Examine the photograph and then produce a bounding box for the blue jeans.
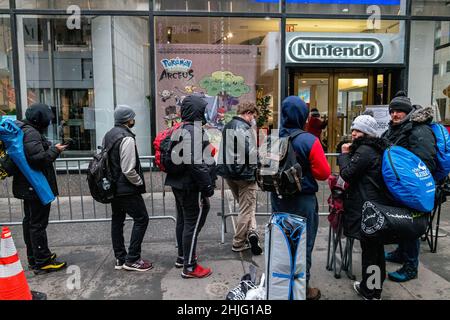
[271,193,319,284]
[397,239,420,270]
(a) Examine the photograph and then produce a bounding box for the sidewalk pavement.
[7,207,450,300]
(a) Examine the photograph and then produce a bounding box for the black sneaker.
[29,253,57,270]
[33,259,67,275]
[353,281,381,300]
[248,232,262,256]
[175,255,198,269]
[123,259,153,272]
[226,274,256,300]
[115,259,125,270]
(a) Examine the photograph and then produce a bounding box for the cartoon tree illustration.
[199,71,251,110]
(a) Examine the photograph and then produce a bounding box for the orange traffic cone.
[0,227,32,300]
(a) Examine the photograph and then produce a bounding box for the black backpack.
[87,135,123,204]
[256,130,304,196]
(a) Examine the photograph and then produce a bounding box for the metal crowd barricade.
[0,156,176,227]
[218,153,339,244]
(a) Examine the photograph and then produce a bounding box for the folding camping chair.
[422,177,450,253]
[325,175,356,280]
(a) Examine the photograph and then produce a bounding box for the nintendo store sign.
[286,33,404,64]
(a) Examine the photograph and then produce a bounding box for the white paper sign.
[365,105,390,137]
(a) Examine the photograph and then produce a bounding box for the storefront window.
[409,21,450,124]
[18,15,151,157]
[0,0,8,8]
[154,16,280,144]
[412,0,450,16]
[286,0,406,15]
[16,0,149,10]
[0,16,15,120]
[154,0,280,12]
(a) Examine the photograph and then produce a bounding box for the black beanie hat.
[389,91,413,114]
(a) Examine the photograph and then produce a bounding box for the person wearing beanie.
[338,113,391,300]
[103,105,153,272]
[13,103,68,274]
[382,92,437,283]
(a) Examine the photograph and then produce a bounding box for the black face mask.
[128,121,136,129]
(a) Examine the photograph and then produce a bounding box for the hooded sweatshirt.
[280,96,331,194]
[164,95,216,191]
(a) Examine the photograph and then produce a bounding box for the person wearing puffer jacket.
[13,103,68,274]
[382,91,436,283]
[339,114,391,300]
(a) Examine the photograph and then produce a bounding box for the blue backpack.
[430,123,450,182]
[382,146,436,213]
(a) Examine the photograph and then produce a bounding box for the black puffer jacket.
[216,116,257,181]
[13,105,59,200]
[382,105,436,174]
[338,136,392,240]
[164,96,217,191]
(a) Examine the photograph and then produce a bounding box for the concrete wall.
[408,21,435,107]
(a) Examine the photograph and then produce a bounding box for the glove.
[201,185,214,198]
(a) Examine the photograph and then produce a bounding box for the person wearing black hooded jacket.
[13,103,68,274]
[165,95,216,279]
[339,114,391,300]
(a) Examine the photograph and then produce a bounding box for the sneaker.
[115,259,125,270]
[388,265,418,282]
[248,233,263,256]
[28,253,57,270]
[226,274,256,300]
[306,287,322,300]
[175,255,198,269]
[353,281,381,300]
[123,259,153,272]
[385,250,404,264]
[181,264,212,279]
[33,259,67,275]
[232,242,251,253]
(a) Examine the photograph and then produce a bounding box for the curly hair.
[237,102,260,116]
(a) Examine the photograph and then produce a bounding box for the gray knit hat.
[389,91,413,114]
[114,105,136,125]
[351,115,378,137]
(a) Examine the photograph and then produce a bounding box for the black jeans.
[111,194,149,263]
[22,199,53,266]
[173,188,209,272]
[360,239,386,299]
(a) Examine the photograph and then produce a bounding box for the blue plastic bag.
[430,123,450,182]
[382,146,435,213]
[0,118,55,206]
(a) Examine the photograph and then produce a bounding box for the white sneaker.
[232,242,251,252]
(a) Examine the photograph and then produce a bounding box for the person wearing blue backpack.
[382,91,437,283]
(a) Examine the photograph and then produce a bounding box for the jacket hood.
[410,105,434,124]
[25,103,54,130]
[180,95,208,123]
[280,96,309,134]
[350,136,390,155]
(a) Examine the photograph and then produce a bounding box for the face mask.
[128,121,135,129]
[250,119,257,127]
